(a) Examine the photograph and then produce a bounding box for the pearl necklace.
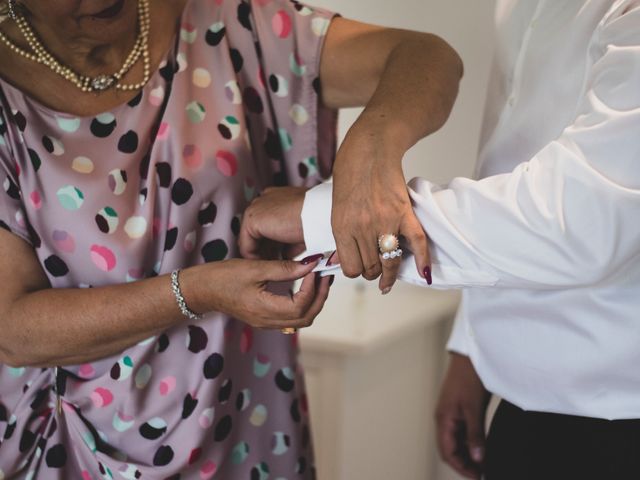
[0,0,151,92]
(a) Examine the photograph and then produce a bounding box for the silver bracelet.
[170,269,202,320]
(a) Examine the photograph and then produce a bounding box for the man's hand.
[435,353,491,479]
[239,187,308,260]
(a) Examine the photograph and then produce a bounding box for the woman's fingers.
[378,254,401,293]
[334,233,364,278]
[402,212,432,284]
[357,235,382,281]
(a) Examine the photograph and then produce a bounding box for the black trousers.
[485,400,640,480]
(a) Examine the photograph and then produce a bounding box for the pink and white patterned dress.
[0,0,337,477]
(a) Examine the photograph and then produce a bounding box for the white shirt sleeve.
[301,5,640,291]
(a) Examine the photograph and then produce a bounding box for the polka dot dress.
[0,0,337,478]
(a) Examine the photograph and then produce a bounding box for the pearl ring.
[378,233,403,260]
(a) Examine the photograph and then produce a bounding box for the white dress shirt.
[301,0,640,419]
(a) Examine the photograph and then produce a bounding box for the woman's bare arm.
[0,229,329,368]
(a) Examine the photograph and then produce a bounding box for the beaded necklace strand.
[0,0,151,92]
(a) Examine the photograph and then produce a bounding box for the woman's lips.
[90,0,126,19]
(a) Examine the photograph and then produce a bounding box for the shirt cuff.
[301,181,336,254]
[446,294,471,355]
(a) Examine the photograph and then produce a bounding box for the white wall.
[306,1,497,479]
[314,0,497,183]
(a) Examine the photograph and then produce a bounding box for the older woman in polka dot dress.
[0,0,462,478]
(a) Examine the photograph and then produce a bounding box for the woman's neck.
[24,14,139,77]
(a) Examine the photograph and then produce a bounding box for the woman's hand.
[239,187,307,260]
[331,118,431,293]
[435,353,491,480]
[191,257,331,330]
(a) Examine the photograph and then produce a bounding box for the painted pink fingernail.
[424,266,433,285]
[301,253,323,265]
[326,251,337,266]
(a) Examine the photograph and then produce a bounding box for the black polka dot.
[203,353,224,379]
[230,48,244,73]
[28,149,41,172]
[118,130,139,153]
[217,123,232,140]
[218,378,232,404]
[13,110,27,131]
[214,414,232,442]
[159,62,177,82]
[153,445,174,466]
[205,25,226,46]
[264,129,283,160]
[156,162,172,188]
[275,369,295,392]
[4,175,20,200]
[45,444,67,468]
[0,403,7,422]
[19,429,36,453]
[296,456,307,474]
[30,388,48,410]
[90,117,117,137]
[187,325,208,353]
[237,3,252,30]
[231,216,241,236]
[201,239,228,262]
[139,421,167,440]
[3,417,16,440]
[171,178,193,205]
[273,170,287,187]
[44,255,69,277]
[139,154,151,179]
[164,227,178,252]
[128,91,143,107]
[250,463,270,480]
[198,202,217,226]
[110,362,122,380]
[236,390,249,411]
[156,333,170,353]
[243,87,264,114]
[182,393,198,419]
[313,76,321,95]
[298,162,309,179]
[290,398,301,423]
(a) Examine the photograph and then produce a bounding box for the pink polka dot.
[240,326,253,354]
[189,447,202,465]
[30,191,42,209]
[272,10,292,38]
[159,376,177,396]
[91,387,113,408]
[78,363,95,379]
[183,144,203,170]
[257,67,266,89]
[53,230,76,254]
[199,408,214,429]
[156,122,170,140]
[216,150,237,177]
[90,245,116,272]
[200,460,217,479]
[81,470,92,480]
[15,161,20,177]
[149,86,165,106]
